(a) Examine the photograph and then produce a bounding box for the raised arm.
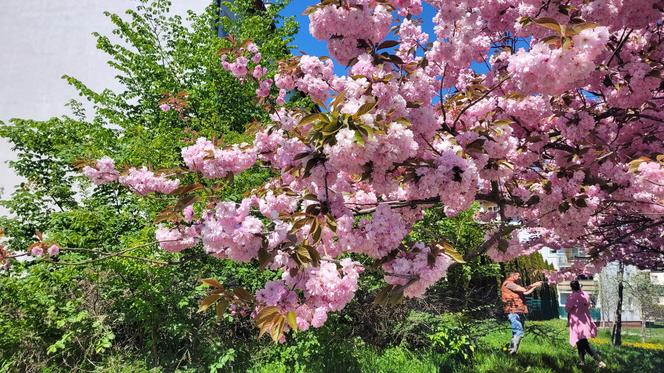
[505,281,542,295]
[505,281,528,294]
[523,281,543,295]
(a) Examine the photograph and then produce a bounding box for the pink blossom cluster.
[407,149,478,216]
[630,161,664,217]
[222,56,249,80]
[258,191,298,219]
[200,199,263,262]
[254,259,362,331]
[382,243,453,298]
[425,5,492,81]
[155,225,200,253]
[82,156,119,185]
[181,137,257,179]
[507,27,610,95]
[255,280,299,310]
[292,55,335,103]
[254,128,309,170]
[486,228,558,262]
[397,18,429,62]
[83,157,180,195]
[544,259,606,285]
[336,204,410,259]
[294,259,362,329]
[118,167,180,195]
[221,41,273,99]
[30,244,60,257]
[390,0,423,16]
[308,1,392,65]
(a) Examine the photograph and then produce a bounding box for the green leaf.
[233,288,254,303]
[355,100,377,118]
[198,293,222,313]
[286,311,298,331]
[567,22,598,36]
[558,201,571,213]
[377,40,399,49]
[353,130,365,145]
[201,278,224,289]
[388,54,404,65]
[533,18,562,34]
[330,92,346,111]
[498,239,509,253]
[270,317,286,342]
[294,245,312,265]
[306,245,321,267]
[525,195,540,206]
[299,113,325,127]
[258,246,271,270]
[436,242,466,264]
[216,299,230,320]
[175,194,199,211]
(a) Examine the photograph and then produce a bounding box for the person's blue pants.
[508,312,525,337]
[507,313,525,354]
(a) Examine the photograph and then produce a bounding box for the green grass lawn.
[246,319,664,373]
[467,319,664,373]
[81,319,664,372]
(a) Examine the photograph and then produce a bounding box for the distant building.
[540,248,664,324]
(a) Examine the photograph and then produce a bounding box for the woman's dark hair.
[570,280,581,292]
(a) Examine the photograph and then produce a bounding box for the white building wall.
[597,262,649,322]
[538,248,569,270]
[0,0,210,215]
[540,249,662,322]
[651,272,664,286]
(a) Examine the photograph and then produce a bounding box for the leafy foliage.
[0,0,295,370]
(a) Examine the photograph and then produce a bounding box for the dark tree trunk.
[612,262,624,346]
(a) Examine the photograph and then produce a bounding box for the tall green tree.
[0,1,295,370]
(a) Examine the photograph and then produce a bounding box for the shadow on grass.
[598,345,664,373]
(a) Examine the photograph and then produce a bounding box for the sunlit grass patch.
[592,337,664,351]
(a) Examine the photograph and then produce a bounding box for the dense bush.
[0,1,295,371]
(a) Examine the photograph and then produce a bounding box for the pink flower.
[181,138,257,179]
[159,104,171,111]
[156,225,199,253]
[311,307,328,328]
[183,205,195,223]
[252,65,266,80]
[256,79,273,98]
[118,168,180,195]
[47,244,60,256]
[83,156,119,185]
[31,246,44,257]
[382,243,453,298]
[247,42,259,54]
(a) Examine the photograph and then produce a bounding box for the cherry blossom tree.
[16,0,664,341]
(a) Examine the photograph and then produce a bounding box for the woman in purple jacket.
[565,280,606,368]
